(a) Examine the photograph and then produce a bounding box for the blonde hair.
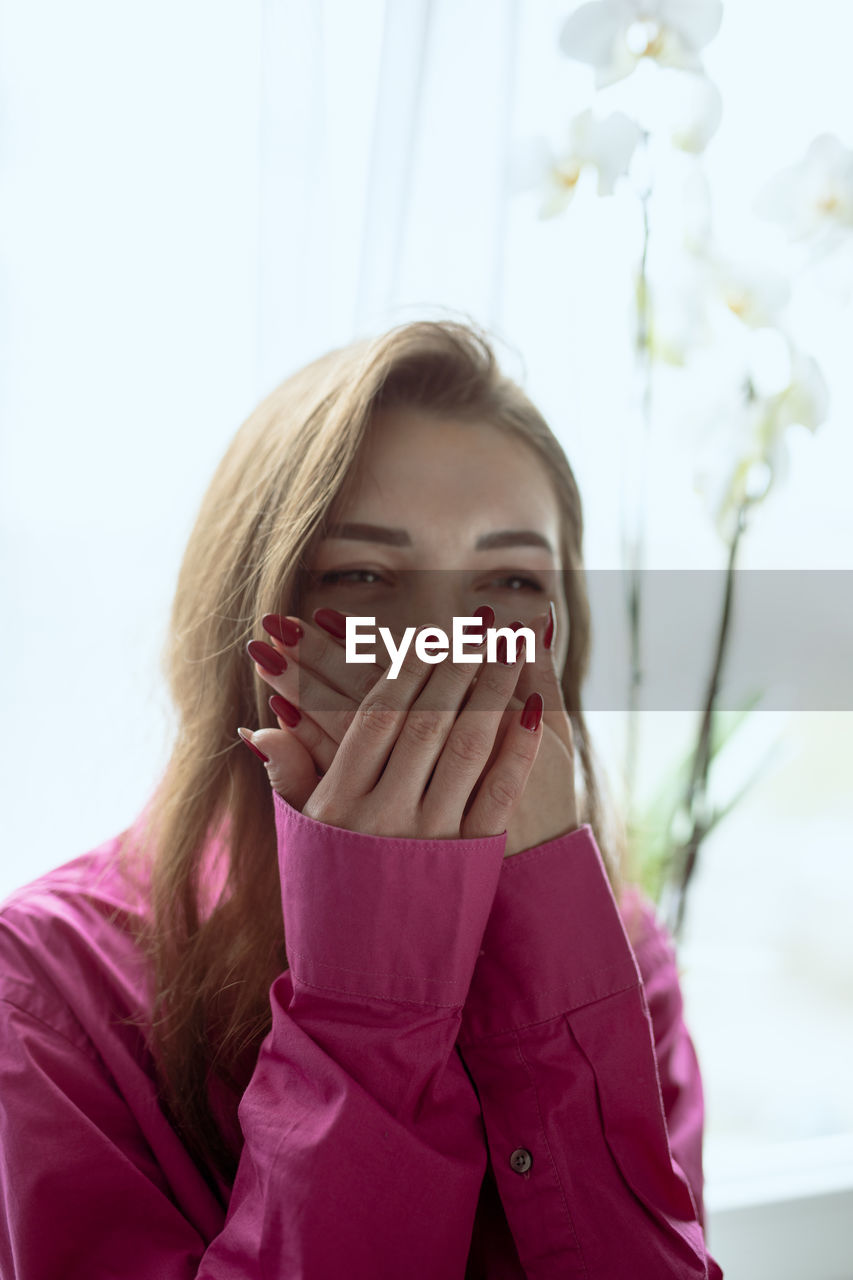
[126,318,630,1189]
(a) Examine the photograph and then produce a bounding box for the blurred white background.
[2,3,852,1273]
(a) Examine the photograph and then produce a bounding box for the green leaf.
[626,690,767,903]
[708,687,764,759]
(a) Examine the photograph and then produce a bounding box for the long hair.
[125,318,631,1190]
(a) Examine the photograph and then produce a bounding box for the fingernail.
[495,635,513,665]
[269,693,301,727]
[263,614,302,646]
[472,604,494,645]
[237,726,269,762]
[544,600,556,651]
[313,607,348,640]
[247,639,287,675]
[521,692,544,733]
[509,621,535,664]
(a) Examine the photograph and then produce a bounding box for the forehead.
[344,407,560,517]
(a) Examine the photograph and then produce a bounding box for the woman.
[0,320,723,1278]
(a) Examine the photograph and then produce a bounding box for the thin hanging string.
[256,0,325,394]
[488,0,521,336]
[353,0,435,334]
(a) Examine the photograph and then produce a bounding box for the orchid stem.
[666,501,748,939]
[625,131,653,844]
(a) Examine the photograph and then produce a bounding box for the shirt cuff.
[274,790,508,1008]
[458,824,641,1043]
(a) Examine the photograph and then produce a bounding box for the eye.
[492,574,545,592]
[318,569,388,586]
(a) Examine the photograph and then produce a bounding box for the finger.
[267,694,338,775]
[326,629,436,800]
[259,605,495,747]
[237,725,319,811]
[461,692,544,839]
[263,610,388,702]
[420,633,525,828]
[265,605,495,703]
[374,627,488,803]
[246,638,358,746]
[509,602,573,754]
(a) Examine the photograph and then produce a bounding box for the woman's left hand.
[242,604,578,855]
[466,609,578,856]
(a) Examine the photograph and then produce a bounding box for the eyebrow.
[325,522,556,554]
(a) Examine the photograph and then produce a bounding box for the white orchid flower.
[641,249,790,367]
[768,349,829,436]
[640,254,711,364]
[622,68,722,153]
[560,0,723,90]
[694,392,767,537]
[693,343,829,539]
[513,109,643,218]
[669,73,722,153]
[754,133,853,241]
[710,256,791,330]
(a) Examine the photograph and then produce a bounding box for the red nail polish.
[521,692,543,732]
[313,607,348,640]
[263,614,302,646]
[237,727,269,762]
[543,601,556,651]
[247,639,287,675]
[269,694,301,727]
[495,635,512,665]
[471,604,494,645]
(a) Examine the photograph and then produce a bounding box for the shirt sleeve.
[456,823,725,1280]
[0,793,509,1280]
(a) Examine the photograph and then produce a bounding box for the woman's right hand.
[247,624,544,842]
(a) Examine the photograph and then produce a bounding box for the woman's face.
[298,407,570,679]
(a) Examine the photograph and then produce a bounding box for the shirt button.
[509,1148,533,1174]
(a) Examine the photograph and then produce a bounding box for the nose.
[369,570,495,643]
[408,573,472,633]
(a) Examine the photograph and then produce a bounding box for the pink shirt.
[0,789,723,1278]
